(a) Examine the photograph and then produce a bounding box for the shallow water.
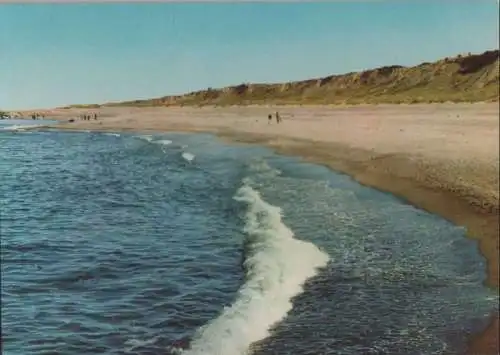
[0,118,57,131]
[1,129,497,355]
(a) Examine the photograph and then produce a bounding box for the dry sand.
[34,103,499,354]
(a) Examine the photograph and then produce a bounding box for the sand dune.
[86,49,499,106]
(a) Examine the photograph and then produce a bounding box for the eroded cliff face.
[102,49,499,107]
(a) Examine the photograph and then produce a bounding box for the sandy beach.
[32,102,499,354]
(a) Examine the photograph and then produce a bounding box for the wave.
[181,152,195,162]
[103,133,120,137]
[155,139,173,146]
[137,135,154,142]
[183,183,329,355]
[1,124,45,131]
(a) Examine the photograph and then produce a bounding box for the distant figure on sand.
[275,111,281,124]
[268,114,272,124]
[94,113,97,120]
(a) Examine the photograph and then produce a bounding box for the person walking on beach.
[268,114,272,124]
[275,111,281,124]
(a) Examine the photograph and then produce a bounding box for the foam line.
[183,183,329,355]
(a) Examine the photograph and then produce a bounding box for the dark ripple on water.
[1,131,249,355]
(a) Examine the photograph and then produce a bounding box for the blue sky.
[1,2,498,110]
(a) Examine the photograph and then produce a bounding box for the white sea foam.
[155,139,172,145]
[1,124,44,131]
[104,132,120,137]
[183,183,329,355]
[137,135,154,142]
[181,152,195,162]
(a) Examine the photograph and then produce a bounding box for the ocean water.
[0,119,56,132]
[1,121,497,355]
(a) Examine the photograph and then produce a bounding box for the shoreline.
[217,132,499,355]
[24,103,499,354]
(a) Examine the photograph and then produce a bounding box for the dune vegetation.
[79,50,500,108]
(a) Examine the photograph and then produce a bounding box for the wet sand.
[37,103,499,354]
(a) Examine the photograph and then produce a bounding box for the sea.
[1,119,498,355]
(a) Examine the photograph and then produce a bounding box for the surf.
[137,135,154,142]
[181,152,195,162]
[182,182,329,355]
[1,124,44,131]
[155,139,172,145]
